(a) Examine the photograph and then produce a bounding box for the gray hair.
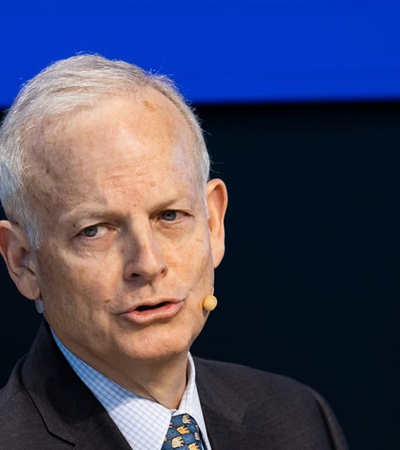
[0,53,211,248]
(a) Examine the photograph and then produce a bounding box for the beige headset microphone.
[202,295,218,312]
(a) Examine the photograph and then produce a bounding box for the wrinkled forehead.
[22,89,199,209]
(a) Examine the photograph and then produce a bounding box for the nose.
[123,226,168,282]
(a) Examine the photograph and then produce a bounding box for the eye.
[160,210,178,222]
[81,225,101,237]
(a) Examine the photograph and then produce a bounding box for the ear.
[206,178,228,268]
[0,220,40,300]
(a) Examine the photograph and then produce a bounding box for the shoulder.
[194,357,349,449]
[0,356,29,415]
[194,356,313,398]
[0,357,49,448]
[0,355,73,449]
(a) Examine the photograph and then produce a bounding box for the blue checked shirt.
[52,330,212,450]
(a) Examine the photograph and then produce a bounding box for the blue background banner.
[1,0,400,106]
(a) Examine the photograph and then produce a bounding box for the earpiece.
[35,298,45,314]
[202,295,218,312]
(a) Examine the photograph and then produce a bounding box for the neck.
[88,351,189,409]
[52,326,190,409]
[129,355,189,409]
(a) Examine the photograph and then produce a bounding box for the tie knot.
[162,413,203,449]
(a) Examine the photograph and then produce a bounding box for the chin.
[123,329,193,361]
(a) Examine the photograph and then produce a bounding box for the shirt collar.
[51,329,211,450]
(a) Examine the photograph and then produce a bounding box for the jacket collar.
[194,357,273,450]
[22,321,132,449]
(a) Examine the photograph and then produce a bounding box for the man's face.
[25,88,226,378]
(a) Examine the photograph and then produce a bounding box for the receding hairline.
[23,83,201,169]
[24,85,200,170]
[22,86,205,216]
[0,54,211,247]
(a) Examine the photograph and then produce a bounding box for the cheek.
[39,261,108,334]
[37,251,102,305]
[183,250,215,300]
[174,236,207,272]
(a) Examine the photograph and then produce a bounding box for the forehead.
[22,88,200,222]
[27,88,195,185]
[34,87,190,159]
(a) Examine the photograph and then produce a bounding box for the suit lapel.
[21,321,132,449]
[22,324,275,449]
[195,357,273,450]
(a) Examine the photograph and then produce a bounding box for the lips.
[135,301,169,312]
[120,299,183,324]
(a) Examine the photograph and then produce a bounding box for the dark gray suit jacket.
[0,322,348,449]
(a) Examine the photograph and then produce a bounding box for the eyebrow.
[59,195,195,227]
[60,206,125,227]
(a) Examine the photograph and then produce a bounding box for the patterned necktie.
[161,413,204,449]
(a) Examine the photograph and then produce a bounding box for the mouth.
[135,301,169,312]
[121,300,183,324]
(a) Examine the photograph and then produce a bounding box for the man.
[0,54,348,449]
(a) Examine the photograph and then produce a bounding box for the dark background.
[1,100,399,449]
[1,2,400,448]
